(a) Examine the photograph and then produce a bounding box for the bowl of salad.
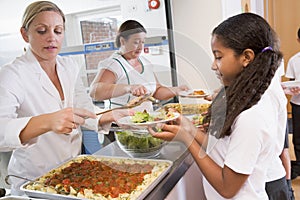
[114,128,166,158]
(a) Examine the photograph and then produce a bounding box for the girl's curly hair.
[206,13,283,138]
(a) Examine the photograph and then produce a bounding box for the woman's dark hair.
[207,13,283,138]
[115,20,147,48]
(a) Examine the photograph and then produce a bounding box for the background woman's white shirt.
[98,52,156,111]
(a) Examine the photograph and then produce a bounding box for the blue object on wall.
[59,38,168,56]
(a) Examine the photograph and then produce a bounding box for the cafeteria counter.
[93,141,207,200]
[0,141,206,200]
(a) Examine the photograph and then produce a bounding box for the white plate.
[178,89,209,98]
[281,80,300,88]
[117,112,180,128]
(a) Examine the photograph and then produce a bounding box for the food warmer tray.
[20,155,173,200]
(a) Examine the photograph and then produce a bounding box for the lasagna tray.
[162,103,210,115]
[21,155,172,200]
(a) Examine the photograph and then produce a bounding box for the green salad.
[115,130,164,151]
[131,110,154,123]
[131,110,174,123]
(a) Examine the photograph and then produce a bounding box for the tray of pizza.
[20,155,172,200]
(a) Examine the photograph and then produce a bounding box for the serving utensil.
[5,175,34,185]
[96,93,153,115]
[5,175,69,195]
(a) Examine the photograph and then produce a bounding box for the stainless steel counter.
[93,141,195,200]
[0,141,196,199]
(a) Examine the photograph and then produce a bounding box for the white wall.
[0,0,120,66]
[221,0,264,19]
[171,0,223,99]
[120,0,172,86]
[0,0,119,35]
[170,0,264,101]
[120,0,167,37]
[0,34,26,66]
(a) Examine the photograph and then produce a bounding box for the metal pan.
[20,155,173,200]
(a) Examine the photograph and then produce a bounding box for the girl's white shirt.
[203,74,286,200]
[0,49,109,195]
[265,61,288,182]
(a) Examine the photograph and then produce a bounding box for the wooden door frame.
[263,0,300,118]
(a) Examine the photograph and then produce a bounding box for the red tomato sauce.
[44,159,153,198]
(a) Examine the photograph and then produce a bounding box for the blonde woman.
[0,1,128,195]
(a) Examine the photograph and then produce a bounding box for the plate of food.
[117,110,180,128]
[178,89,209,98]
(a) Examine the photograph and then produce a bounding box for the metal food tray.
[20,155,173,200]
[159,103,210,115]
[0,196,31,200]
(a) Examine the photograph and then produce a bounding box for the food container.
[162,103,210,115]
[21,155,172,200]
[0,196,29,200]
[114,129,165,158]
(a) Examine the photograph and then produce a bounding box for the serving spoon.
[95,93,153,115]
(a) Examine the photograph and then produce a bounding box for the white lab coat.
[0,49,105,194]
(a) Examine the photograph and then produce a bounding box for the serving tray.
[20,155,172,200]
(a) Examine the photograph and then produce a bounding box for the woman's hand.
[97,107,134,127]
[19,107,96,143]
[290,86,300,94]
[49,107,96,134]
[173,85,189,95]
[205,87,221,101]
[283,86,300,95]
[178,84,189,91]
[108,109,134,123]
[129,84,148,96]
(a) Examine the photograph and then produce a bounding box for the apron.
[109,57,156,112]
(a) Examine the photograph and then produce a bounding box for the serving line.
[1,142,204,200]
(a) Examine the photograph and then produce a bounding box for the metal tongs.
[96,93,154,115]
[5,174,70,194]
[5,174,34,185]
